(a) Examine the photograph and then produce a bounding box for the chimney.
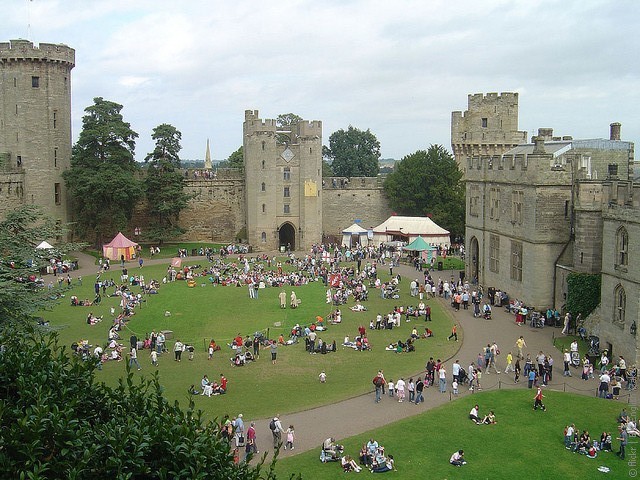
[610,122,621,141]
[537,128,554,140]
[532,136,546,154]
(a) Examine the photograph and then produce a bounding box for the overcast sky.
[4,0,639,162]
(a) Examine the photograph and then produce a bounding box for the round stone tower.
[0,39,75,225]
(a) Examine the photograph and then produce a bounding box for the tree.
[323,126,380,177]
[227,146,244,169]
[0,326,275,479]
[0,205,83,321]
[63,98,143,246]
[144,124,190,244]
[276,113,302,144]
[384,145,465,237]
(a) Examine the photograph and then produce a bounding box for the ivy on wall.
[566,272,601,317]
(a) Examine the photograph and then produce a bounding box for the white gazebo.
[341,223,369,248]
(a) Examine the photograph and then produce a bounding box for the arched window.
[613,284,626,327]
[283,167,291,181]
[616,226,628,266]
[261,182,265,192]
[261,232,267,242]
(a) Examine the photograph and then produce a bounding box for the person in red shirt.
[220,373,228,393]
[533,386,546,411]
[234,334,243,347]
[244,422,258,459]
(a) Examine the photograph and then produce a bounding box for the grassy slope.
[41,261,457,420]
[275,389,626,479]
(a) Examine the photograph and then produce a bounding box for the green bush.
[0,326,274,480]
[566,273,601,317]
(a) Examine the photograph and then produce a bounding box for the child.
[388,379,395,397]
[452,380,459,395]
[476,370,483,391]
[150,349,158,367]
[319,370,327,383]
[285,425,295,450]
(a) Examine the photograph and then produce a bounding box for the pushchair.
[571,351,581,367]
[587,336,600,356]
[530,312,544,328]
[320,445,343,463]
[458,367,469,386]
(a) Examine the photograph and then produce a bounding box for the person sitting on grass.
[599,432,612,451]
[371,454,395,473]
[341,455,362,472]
[450,449,467,466]
[469,405,481,424]
[480,410,497,425]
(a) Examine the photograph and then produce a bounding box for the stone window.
[489,234,500,273]
[261,232,267,243]
[613,284,626,327]
[262,204,265,213]
[489,187,500,220]
[261,160,265,169]
[32,76,39,88]
[283,167,291,181]
[53,111,57,129]
[511,190,524,225]
[261,141,265,151]
[616,226,628,267]
[510,241,522,282]
[283,186,290,198]
[283,204,290,214]
[54,183,61,205]
[481,118,487,128]
[261,182,265,192]
[54,148,58,168]
[469,184,480,217]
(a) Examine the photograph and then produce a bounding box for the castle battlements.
[0,39,75,66]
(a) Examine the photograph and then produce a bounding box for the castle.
[0,39,75,224]
[454,92,638,362]
[0,39,391,247]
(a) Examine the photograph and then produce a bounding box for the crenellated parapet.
[0,39,75,67]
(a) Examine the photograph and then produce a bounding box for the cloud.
[2,0,638,161]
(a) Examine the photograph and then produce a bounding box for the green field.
[42,259,457,420]
[274,389,627,479]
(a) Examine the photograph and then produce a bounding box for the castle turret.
[451,92,527,167]
[0,39,75,224]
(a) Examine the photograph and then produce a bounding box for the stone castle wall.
[322,176,393,238]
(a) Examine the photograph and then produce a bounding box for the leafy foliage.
[222,146,244,170]
[323,126,380,177]
[63,98,143,245]
[566,273,601,318]
[144,124,190,244]
[275,113,303,144]
[383,145,464,237]
[0,205,84,321]
[0,326,275,479]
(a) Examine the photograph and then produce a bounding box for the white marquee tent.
[341,223,369,247]
[371,215,450,247]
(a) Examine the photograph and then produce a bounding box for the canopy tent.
[403,236,435,252]
[341,223,369,248]
[372,215,450,248]
[36,241,55,250]
[403,235,438,263]
[102,232,138,261]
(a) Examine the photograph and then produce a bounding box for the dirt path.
[68,251,638,459]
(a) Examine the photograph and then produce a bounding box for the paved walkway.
[68,251,638,459]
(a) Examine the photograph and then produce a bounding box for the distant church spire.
[204,138,212,169]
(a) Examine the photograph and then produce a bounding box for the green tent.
[403,236,434,252]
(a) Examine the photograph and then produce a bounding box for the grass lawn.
[41,260,458,420]
[274,389,628,479]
